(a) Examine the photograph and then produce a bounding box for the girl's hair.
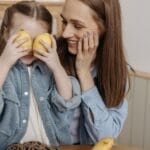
[58,0,129,108]
[0,1,53,55]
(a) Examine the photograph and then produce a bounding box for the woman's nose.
[62,24,74,38]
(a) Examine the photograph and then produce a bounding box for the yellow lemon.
[33,33,52,55]
[14,29,32,49]
[92,138,114,150]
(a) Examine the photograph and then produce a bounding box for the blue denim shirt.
[78,87,128,144]
[0,60,81,150]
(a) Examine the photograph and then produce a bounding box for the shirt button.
[24,92,28,96]
[22,119,27,123]
[40,97,44,101]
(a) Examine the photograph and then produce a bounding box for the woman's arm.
[81,86,128,143]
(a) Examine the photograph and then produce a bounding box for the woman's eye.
[74,25,83,29]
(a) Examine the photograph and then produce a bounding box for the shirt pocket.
[0,114,18,148]
[3,84,20,106]
[0,105,19,148]
[0,86,20,147]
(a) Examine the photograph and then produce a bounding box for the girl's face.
[8,13,49,65]
[61,0,100,55]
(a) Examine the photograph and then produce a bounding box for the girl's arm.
[0,33,30,88]
[34,36,73,100]
[0,60,10,88]
[51,64,72,100]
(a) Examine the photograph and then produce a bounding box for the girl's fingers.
[39,40,49,51]
[18,50,30,58]
[51,36,57,50]
[14,38,30,48]
[33,48,48,57]
[34,53,46,62]
[8,33,19,43]
[18,46,31,53]
[40,38,57,53]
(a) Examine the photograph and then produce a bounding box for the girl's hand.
[34,36,62,73]
[76,31,99,77]
[0,33,31,68]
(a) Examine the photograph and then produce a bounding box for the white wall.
[120,0,150,73]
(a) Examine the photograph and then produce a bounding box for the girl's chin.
[20,55,36,65]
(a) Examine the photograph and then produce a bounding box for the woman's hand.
[76,31,99,77]
[75,31,99,92]
[0,33,31,69]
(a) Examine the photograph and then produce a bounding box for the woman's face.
[61,0,100,55]
[8,13,49,65]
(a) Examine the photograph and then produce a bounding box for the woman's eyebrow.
[60,14,85,26]
[60,14,66,20]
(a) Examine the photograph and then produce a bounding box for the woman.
[57,0,129,144]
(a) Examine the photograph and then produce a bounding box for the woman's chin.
[68,47,77,55]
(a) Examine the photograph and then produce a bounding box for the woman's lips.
[68,40,78,47]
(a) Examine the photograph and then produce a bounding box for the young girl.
[0,1,80,149]
[57,0,129,144]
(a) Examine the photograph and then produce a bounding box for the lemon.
[15,29,32,50]
[92,138,114,150]
[33,33,52,55]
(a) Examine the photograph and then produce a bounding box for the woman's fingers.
[83,33,89,53]
[77,39,82,56]
[93,32,99,49]
[82,31,99,53]
[88,32,95,51]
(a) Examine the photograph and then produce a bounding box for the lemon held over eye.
[33,33,52,55]
[92,137,114,150]
[14,29,32,50]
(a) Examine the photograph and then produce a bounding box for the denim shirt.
[68,67,128,144]
[0,60,81,150]
[78,87,128,144]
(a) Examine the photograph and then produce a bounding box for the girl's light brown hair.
[58,0,129,108]
[0,1,53,55]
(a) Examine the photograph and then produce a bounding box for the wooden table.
[59,145,143,150]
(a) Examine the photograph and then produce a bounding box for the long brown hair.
[0,1,53,55]
[58,0,129,108]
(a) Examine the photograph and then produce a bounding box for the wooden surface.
[59,145,143,150]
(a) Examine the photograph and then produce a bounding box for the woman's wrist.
[78,71,95,92]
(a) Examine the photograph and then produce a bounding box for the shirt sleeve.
[51,76,81,112]
[0,88,5,115]
[81,86,128,143]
